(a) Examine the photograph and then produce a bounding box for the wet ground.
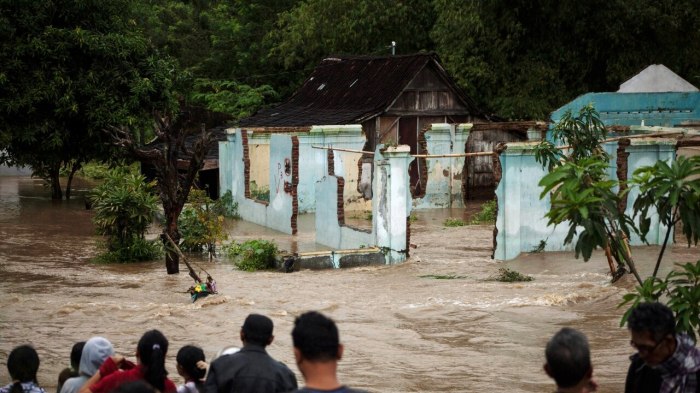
[0,175,698,392]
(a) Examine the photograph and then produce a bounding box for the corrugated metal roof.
[239,52,482,127]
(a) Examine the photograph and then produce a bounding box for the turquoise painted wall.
[413,124,471,209]
[551,92,700,128]
[494,139,676,261]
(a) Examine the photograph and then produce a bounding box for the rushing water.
[0,175,698,393]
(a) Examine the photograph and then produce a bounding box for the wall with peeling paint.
[494,138,676,260]
[413,123,471,209]
[314,145,414,264]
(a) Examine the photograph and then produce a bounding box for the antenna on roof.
[391,41,396,56]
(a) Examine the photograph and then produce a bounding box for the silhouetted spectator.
[290,311,368,393]
[61,337,114,393]
[626,302,700,393]
[544,328,597,392]
[79,330,176,393]
[57,341,85,393]
[204,313,297,393]
[176,345,207,393]
[0,345,45,393]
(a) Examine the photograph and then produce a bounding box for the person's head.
[70,342,86,371]
[176,345,206,382]
[7,345,40,383]
[7,345,40,393]
[544,328,594,391]
[240,314,274,347]
[627,302,676,366]
[79,337,114,377]
[292,311,343,363]
[136,330,169,392]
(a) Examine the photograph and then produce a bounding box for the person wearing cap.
[290,311,368,393]
[204,313,297,393]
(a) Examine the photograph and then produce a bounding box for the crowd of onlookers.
[2,304,699,393]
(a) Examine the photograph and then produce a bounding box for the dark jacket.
[625,354,663,393]
[204,344,297,393]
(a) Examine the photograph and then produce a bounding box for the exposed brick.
[337,177,345,225]
[242,131,251,199]
[290,137,299,235]
[327,149,335,176]
[616,138,631,213]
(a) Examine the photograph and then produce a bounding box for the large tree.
[431,0,700,119]
[0,0,178,199]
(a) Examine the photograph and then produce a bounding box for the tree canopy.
[0,0,179,199]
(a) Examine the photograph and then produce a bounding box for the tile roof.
[239,52,482,127]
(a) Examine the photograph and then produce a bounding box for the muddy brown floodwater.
[0,175,698,393]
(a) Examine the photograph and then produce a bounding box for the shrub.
[94,238,163,263]
[90,168,161,262]
[443,217,466,227]
[469,200,497,224]
[212,190,239,218]
[179,189,227,254]
[224,239,278,271]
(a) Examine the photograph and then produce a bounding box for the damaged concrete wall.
[219,130,298,234]
[413,123,471,209]
[314,145,414,264]
[297,125,368,213]
[494,138,676,260]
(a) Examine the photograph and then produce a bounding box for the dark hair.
[7,345,40,393]
[627,302,676,341]
[113,380,157,393]
[137,330,169,392]
[176,345,206,381]
[292,311,339,362]
[545,328,591,388]
[70,341,86,370]
[241,314,274,346]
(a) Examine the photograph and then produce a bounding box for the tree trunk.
[65,161,81,200]
[49,164,63,200]
[163,213,180,274]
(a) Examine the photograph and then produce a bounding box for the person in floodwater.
[0,345,46,393]
[61,337,114,393]
[626,302,700,393]
[57,341,85,393]
[175,345,207,393]
[204,313,297,393]
[79,330,176,393]
[544,328,597,393]
[290,311,368,393]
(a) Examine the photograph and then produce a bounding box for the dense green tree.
[269,0,435,95]
[0,0,179,199]
[431,0,700,119]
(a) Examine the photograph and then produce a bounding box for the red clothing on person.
[90,357,176,393]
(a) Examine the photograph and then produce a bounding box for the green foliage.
[619,260,700,340]
[250,183,270,202]
[178,189,227,253]
[0,0,180,199]
[190,79,278,119]
[632,156,700,247]
[224,239,278,272]
[469,200,497,224]
[491,267,533,282]
[212,190,239,219]
[443,218,466,227]
[93,238,163,264]
[90,168,161,262]
[531,239,547,253]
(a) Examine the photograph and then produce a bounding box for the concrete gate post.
[373,145,415,263]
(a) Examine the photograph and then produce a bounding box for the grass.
[490,267,533,282]
[469,200,497,224]
[443,217,466,227]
